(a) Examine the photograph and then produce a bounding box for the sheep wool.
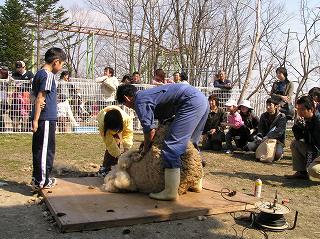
[102,124,203,195]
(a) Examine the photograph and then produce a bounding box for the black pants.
[203,130,225,151]
[102,133,120,172]
[102,150,119,172]
[226,125,250,149]
[32,120,56,187]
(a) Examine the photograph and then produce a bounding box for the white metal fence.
[0,77,270,133]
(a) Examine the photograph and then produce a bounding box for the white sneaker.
[43,178,57,189]
[225,150,232,154]
[31,177,57,191]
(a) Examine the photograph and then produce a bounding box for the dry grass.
[0,132,319,238]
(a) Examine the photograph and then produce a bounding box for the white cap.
[15,61,26,68]
[225,99,238,107]
[238,99,253,109]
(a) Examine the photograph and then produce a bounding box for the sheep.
[101,123,203,195]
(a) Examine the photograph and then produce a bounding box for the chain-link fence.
[0,77,270,134]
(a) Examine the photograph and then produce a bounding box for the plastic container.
[254,178,262,198]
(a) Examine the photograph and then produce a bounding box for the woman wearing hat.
[239,100,260,143]
[223,99,250,153]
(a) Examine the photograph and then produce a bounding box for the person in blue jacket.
[116,83,209,201]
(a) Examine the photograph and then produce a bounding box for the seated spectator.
[238,100,259,142]
[131,71,141,84]
[152,69,167,85]
[223,99,249,154]
[308,87,320,116]
[246,97,287,161]
[213,69,232,107]
[57,94,79,132]
[121,74,132,84]
[286,96,320,180]
[202,95,226,151]
[173,72,181,83]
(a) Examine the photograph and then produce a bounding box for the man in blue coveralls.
[116,83,209,201]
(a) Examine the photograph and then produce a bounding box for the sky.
[1,0,319,34]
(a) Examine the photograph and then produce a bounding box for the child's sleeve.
[233,112,244,128]
[104,131,121,158]
[122,113,134,149]
[39,71,54,92]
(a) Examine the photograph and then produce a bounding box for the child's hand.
[40,100,46,110]
[32,120,38,133]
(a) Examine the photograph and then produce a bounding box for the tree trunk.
[238,0,261,103]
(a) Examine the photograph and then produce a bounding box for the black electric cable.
[255,212,287,228]
[203,187,255,206]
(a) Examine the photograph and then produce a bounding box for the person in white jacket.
[57,94,79,132]
[95,67,119,104]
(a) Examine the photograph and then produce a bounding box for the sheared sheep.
[101,124,203,195]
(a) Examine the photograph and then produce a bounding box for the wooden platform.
[41,177,257,232]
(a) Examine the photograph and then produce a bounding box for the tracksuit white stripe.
[45,72,53,91]
[39,121,49,187]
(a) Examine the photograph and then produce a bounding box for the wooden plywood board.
[41,177,257,232]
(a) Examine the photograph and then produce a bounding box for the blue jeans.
[161,92,209,168]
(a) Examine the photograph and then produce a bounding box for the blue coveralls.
[134,84,209,168]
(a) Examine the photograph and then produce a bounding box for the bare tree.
[287,0,320,100]
[238,0,261,103]
[57,6,91,77]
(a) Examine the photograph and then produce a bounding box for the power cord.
[203,186,269,239]
[203,186,255,206]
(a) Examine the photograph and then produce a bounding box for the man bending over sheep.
[116,83,209,201]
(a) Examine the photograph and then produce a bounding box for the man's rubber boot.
[149,168,180,201]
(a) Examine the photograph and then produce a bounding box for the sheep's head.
[118,150,142,170]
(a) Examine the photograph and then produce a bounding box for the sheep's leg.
[149,168,180,201]
[189,177,203,193]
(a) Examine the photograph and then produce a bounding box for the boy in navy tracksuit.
[116,83,209,201]
[31,47,66,190]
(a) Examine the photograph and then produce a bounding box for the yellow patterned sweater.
[96,105,133,157]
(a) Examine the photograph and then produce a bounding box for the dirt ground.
[0,133,319,239]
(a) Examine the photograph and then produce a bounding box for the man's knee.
[290,139,300,150]
[308,162,320,179]
[274,149,283,161]
[247,141,258,151]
